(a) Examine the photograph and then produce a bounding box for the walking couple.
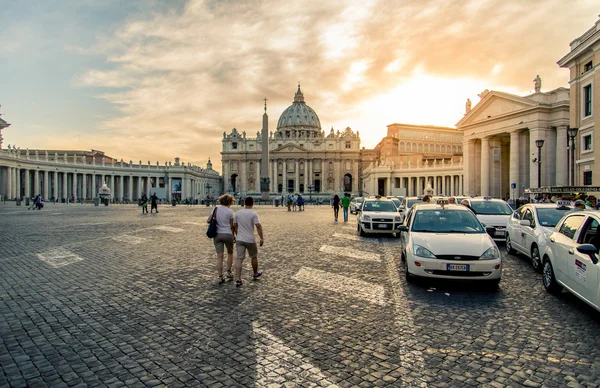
[207,194,264,287]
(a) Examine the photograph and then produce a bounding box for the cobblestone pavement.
[0,202,599,387]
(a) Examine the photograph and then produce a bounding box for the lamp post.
[307,183,315,203]
[567,126,579,186]
[535,139,545,188]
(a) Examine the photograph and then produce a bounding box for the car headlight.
[480,247,500,260]
[414,245,436,258]
[362,215,371,221]
[395,216,401,222]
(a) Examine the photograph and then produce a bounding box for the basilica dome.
[276,85,322,135]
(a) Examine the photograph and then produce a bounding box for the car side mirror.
[398,225,409,232]
[577,244,599,264]
[519,220,531,227]
[486,226,496,236]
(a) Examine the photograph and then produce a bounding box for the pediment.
[457,92,538,127]
[271,143,308,153]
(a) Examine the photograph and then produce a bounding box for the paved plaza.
[0,202,599,387]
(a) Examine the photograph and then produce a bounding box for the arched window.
[418,144,423,152]
[458,146,462,153]
[436,145,440,152]
[452,146,456,154]
[400,142,405,151]
[424,144,429,152]
[412,143,417,152]
[249,162,254,172]
[441,145,446,153]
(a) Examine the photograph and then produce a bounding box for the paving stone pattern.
[0,202,599,387]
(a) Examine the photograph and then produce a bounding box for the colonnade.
[366,173,463,197]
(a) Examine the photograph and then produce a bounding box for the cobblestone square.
[1,203,599,387]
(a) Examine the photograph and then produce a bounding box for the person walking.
[332,194,340,221]
[341,193,350,222]
[297,194,304,211]
[207,194,236,284]
[36,194,43,210]
[141,193,148,214]
[233,196,264,287]
[150,193,159,213]
[292,194,297,211]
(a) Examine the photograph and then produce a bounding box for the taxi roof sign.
[483,196,492,200]
[556,200,572,206]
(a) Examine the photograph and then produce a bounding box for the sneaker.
[236,279,244,287]
[226,270,234,279]
[218,276,225,284]
[253,271,263,280]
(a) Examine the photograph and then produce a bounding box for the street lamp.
[307,183,315,203]
[535,139,545,189]
[567,126,579,186]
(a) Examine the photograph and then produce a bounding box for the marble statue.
[465,98,472,114]
[533,75,541,93]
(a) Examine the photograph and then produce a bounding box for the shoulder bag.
[206,207,218,238]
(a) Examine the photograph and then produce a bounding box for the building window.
[584,84,592,117]
[583,134,593,152]
[345,141,351,149]
[329,144,333,149]
[584,171,593,185]
[584,61,593,72]
[232,142,238,150]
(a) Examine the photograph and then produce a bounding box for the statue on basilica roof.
[533,75,541,93]
[465,98,472,114]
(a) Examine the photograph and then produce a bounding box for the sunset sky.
[1,0,598,171]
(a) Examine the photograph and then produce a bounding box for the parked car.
[506,201,574,272]
[542,210,600,312]
[399,201,502,287]
[398,196,425,222]
[357,197,403,237]
[462,197,513,241]
[350,197,364,214]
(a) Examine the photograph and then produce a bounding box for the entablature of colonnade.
[362,161,464,176]
[456,90,570,140]
[0,149,220,179]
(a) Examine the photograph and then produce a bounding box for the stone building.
[221,85,361,198]
[0,145,221,202]
[558,16,599,186]
[456,87,570,201]
[361,124,464,197]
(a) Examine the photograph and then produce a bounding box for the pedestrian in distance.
[422,195,431,203]
[287,194,292,212]
[292,194,297,211]
[297,194,304,211]
[332,194,340,221]
[461,199,475,212]
[341,193,350,222]
[448,196,456,204]
[150,193,159,213]
[233,196,264,287]
[141,193,148,214]
[207,194,236,284]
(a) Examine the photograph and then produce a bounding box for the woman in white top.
[206,194,236,283]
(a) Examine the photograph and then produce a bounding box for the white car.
[506,202,575,272]
[398,197,425,222]
[462,197,513,241]
[357,197,403,237]
[542,210,600,312]
[350,197,364,214]
[399,202,502,287]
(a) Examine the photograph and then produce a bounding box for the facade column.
[529,128,542,189]
[295,159,299,193]
[146,176,151,197]
[119,175,124,201]
[271,160,276,192]
[16,169,21,199]
[23,169,30,199]
[128,175,133,201]
[7,167,13,199]
[481,137,490,196]
[43,170,48,199]
[555,126,568,187]
[307,159,312,189]
[450,175,455,196]
[509,131,520,200]
[282,159,287,193]
[168,176,172,201]
[62,173,67,201]
[33,169,39,196]
[302,160,307,193]
[441,175,446,196]
[82,173,87,200]
[52,172,57,200]
[137,176,142,200]
[459,174,464,195]
[463,139,474,196]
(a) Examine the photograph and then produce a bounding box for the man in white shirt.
[234,197,264,287]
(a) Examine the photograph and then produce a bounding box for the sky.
[1,0,598,172]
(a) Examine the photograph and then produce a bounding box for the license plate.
[377,224,388,229]
[496,230,506,236]
[447,264,469,271]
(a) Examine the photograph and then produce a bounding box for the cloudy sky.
[1,0,597,171]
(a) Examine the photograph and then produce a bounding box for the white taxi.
[356,197,403,237]
[462,197,513,241]
[350,197,364,214]
[506,201,574,272]
[542,210,600,312]
[399,202,502,287]
[398,197,425,222]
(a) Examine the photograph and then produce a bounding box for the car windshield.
[536,207,573,227]
[390,198,401,208]
[356,198,363,204]
[362,201,397,212]
[411,209,485,233]
[470,201,512,215]
[406,198,421,208]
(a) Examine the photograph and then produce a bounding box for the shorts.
[236,241,258,260]
[214,233,234,254]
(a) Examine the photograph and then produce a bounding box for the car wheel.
[542,259,562,295]
[531,245,542,273]
[358,224,366,237]
[405,263,414,283]
[506,234,516,254]
[485,279,500,290]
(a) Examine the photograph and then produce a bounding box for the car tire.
[485,279,500,290]
[542,259,562,295]
[405,263,414,283]
[358,224,366,237]
[531,245,542,273]
[506,234,516,254]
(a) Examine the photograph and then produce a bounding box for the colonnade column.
[481,137,490,196]
[303,160,307,193]
[555,126,568,186]
[128,176,133,201]
[307,159,312,189]
[33,169,39,196]
[146,176,151,197]
[509,131,520,200]
[137,176,142,200]
[442,175,446,196]
[62,173,67,201]
[52,172,57,200]
[43,170,48,199]
[168,177,172,201]
[450,175,455,196]
[23,169,30,199]
[7,167,13,199]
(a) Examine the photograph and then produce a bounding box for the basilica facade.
[221,86,361,198]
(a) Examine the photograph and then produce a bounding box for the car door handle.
[568,248,574,255]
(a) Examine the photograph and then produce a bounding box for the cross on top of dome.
[294,82,305,103]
